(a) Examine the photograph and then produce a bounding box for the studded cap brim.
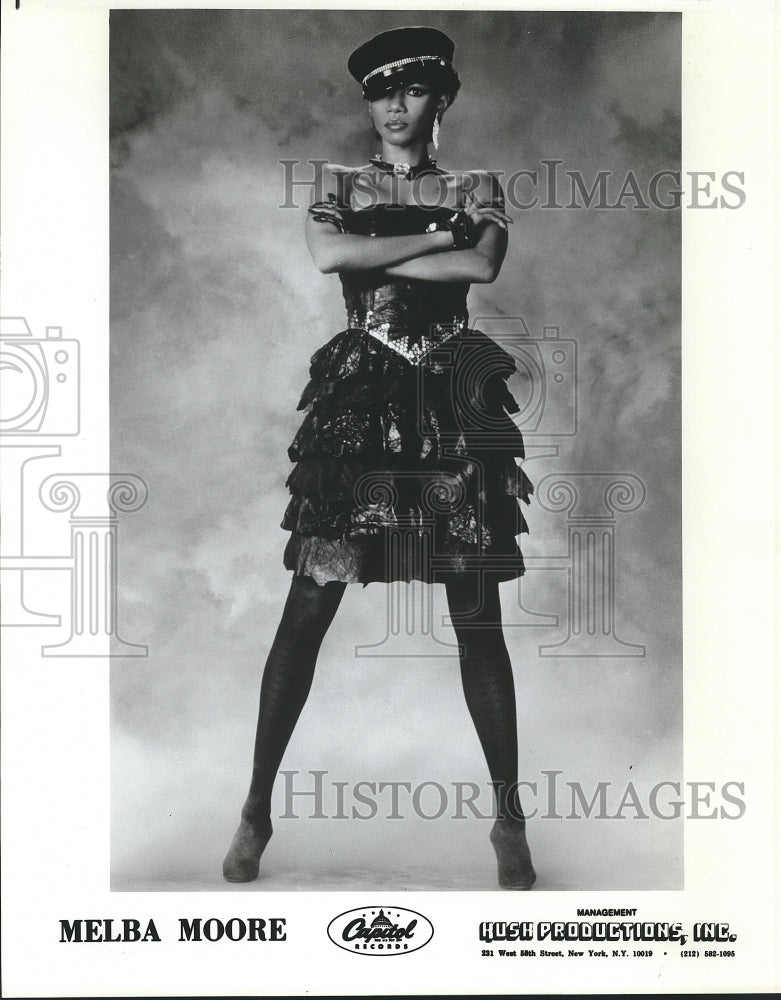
[361,59,453,100]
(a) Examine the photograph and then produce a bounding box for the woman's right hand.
[425,209,473,250]
[462,189,513,233]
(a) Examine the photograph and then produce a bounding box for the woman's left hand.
[308,194,348,233]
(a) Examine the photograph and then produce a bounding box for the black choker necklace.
[369,154,438,180]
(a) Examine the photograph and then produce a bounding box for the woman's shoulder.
[320,161,373,175]
[313,162,374,205]
[439,168,506,206]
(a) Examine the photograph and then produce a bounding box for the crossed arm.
[304,172,511,284]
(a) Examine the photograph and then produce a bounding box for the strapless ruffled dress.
[282,204,532,585]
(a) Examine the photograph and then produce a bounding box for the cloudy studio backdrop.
[110,9,682,891]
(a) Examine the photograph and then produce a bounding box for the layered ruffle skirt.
[282,327,532,585]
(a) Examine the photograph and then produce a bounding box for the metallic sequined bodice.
[339,205,469,364]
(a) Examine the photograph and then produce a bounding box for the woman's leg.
[444,573,536,888]
[223,574,346,882]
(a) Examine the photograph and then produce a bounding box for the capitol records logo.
[327,906,434,956]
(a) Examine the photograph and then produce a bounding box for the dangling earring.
[432,114,441,150]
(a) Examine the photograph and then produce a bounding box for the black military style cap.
[348,26,457,101]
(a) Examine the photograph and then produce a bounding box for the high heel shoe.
[490,818,536,890]
[222,817,273,883]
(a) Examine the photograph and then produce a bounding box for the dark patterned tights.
[445,573,525,823]
[242,575,346,828]
[223,573,528,883]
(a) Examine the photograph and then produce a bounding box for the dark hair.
[434,66,462,107]
[363,66,462,106]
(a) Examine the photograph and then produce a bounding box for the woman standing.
[223,26,536,889]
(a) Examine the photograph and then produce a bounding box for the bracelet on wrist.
[426,210,473,251]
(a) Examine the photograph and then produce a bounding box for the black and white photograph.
[0,1,778,996]
[110,8,683,894]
